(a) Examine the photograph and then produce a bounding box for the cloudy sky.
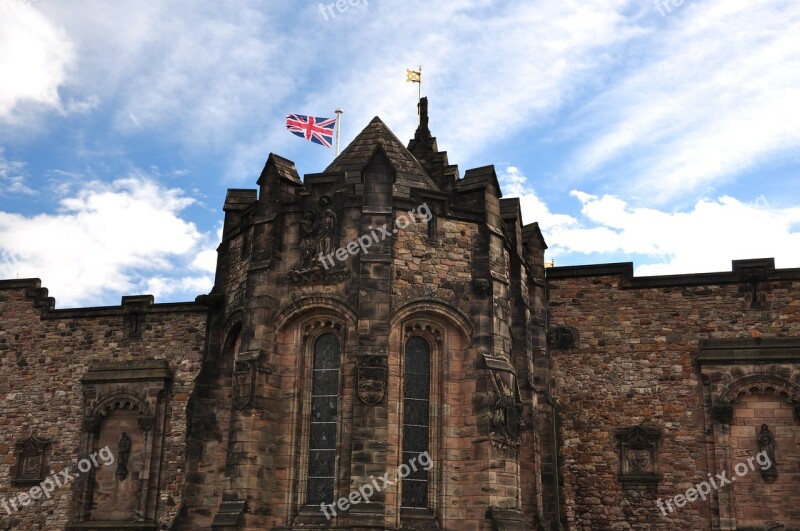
[1,0,798,307]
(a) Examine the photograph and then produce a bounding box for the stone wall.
[547,260,800,530]
[196,166,546,529]
[0,280,207,530]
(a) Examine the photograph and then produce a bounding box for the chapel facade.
[1,101,799,531]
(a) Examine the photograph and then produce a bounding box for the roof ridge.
[324,117,431,180]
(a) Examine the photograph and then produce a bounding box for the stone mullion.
[350,206,392,527]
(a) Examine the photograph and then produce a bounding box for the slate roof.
[325,116,439,192]
[260,153,302,185]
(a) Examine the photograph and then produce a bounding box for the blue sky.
[1,0,799,307]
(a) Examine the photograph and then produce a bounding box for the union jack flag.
[285,114,337,148]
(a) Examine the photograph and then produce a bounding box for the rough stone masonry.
[1,100,799,530]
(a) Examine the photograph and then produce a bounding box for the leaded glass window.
[307,333,340,506]
[402,336,430,508]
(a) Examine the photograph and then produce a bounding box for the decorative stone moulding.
[615,424,662,488]
[74,359,173,528]
[404,321,442,343]
[232,349,270,410]
[13,436,51,486]
[547,326,579,349]
[356,355,387,406]
[472,278,491,297]
[710,395,734,424]
[483,353,524,457]
[302,319,343,338]
[288,196,351,284]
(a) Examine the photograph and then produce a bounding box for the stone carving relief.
[232,360,255,410]
[392,282,471,318]
[288,196,351,284]
[82,392,154,435]
[116,432,132,481]
[758,424,778,483]
[357,355,387,406]
[710,395,734,424]
[13,436,50,485]
[472,278,491,297]
[484,357,523,457]
[615,424,662,487]
[547,326,579,349]
[77,360,172,525]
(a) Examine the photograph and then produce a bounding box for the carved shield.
[232,362,254,410]
[357,364,386,406]
[629,449,651,472]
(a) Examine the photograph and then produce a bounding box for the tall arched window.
[402,336,430,508]
[307,333,341,506]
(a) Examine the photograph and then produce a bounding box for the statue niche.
[13,436,50,486]
[289,196,350,284]
[615,424,662,488]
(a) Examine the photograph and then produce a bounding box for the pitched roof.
[325,116,439,191]
[258,153,302,186]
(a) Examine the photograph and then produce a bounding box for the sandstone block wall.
[0,280,207,530]
[547,261,800,530]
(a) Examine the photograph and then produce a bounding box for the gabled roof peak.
[324,116,439,192]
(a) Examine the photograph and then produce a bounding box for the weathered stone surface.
[548,263,800,530]
[0,281,206,529]
[3,105,800,531]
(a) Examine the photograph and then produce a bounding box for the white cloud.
[560,191,800,275]
[28,0,298,150]
[0,1,73,120]
[144,275,214,302]
[0,175,215,307]
[0,148,37,195]
[498,166,579,233]
[501,166,800,275]
[274,0,646,172]
[566,0,800,202]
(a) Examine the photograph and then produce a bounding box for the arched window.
[402,336,430,508]
[307,333,341,506]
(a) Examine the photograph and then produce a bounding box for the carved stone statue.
[316,196,336,258]
[629,449,651,472]
[116,432,131,480]
[489,370,523,455]
[758,424,777,483]
[298,210,318,269]
[289,196,350,284]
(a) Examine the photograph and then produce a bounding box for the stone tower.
[181,100,555,529]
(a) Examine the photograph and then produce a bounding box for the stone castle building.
[1,100,799,530]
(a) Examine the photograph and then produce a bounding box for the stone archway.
[697,339,800,530]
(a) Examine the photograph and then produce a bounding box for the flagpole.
[334,108,343,157]
[418,64,422,101]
